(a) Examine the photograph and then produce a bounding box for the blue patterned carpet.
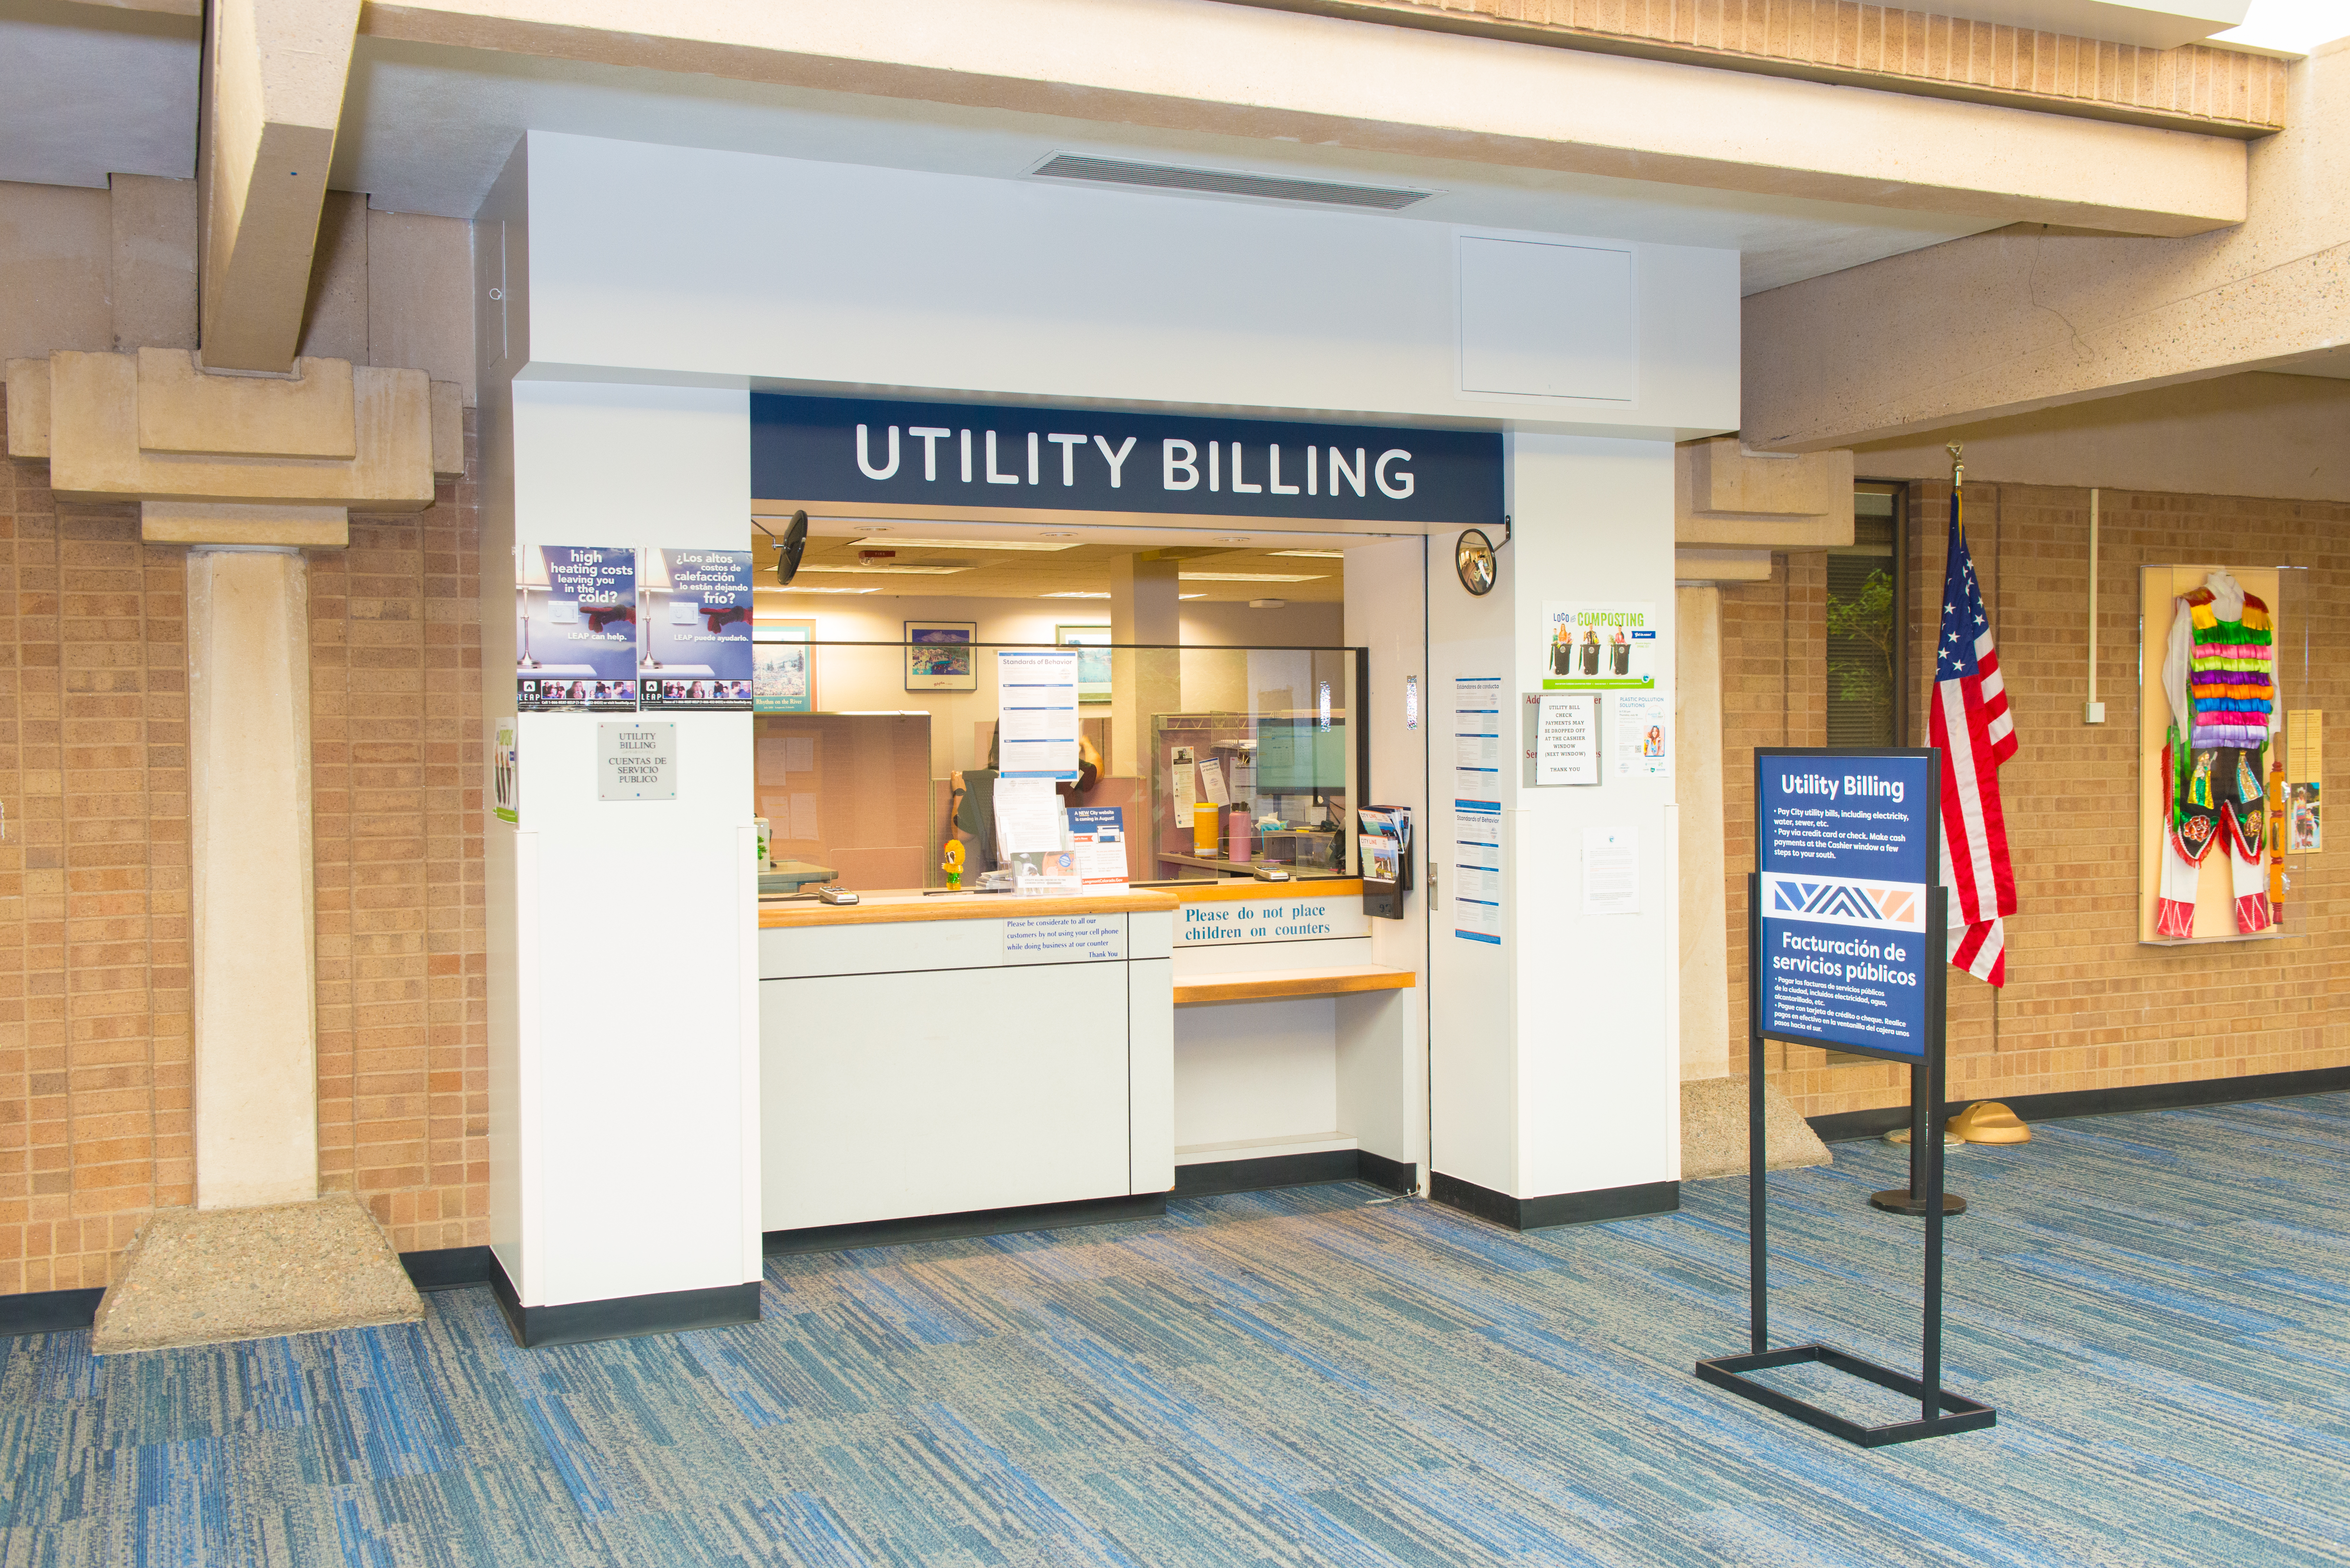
[6,1094,2350,1565]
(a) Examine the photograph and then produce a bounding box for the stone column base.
[89,1197,422,1355]
[1681,1078,1834,1181]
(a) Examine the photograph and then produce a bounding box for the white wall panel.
[515,132,1736,439]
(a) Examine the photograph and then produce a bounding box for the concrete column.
[1675,583,1729,1081]
[187,545,319,1208]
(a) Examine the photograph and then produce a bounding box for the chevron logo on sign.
[1761,872,1927,933]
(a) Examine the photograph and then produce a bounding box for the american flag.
[1931,482,2017,984]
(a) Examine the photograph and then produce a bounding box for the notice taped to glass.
[1755,748,1936,1061]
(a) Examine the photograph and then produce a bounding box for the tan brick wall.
[0,389,485,1295]
[1261,0,2288,132]
[1724,482,2350,1119]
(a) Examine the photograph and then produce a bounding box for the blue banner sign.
[751,394,1502,526]
[1755,749,1937,1061]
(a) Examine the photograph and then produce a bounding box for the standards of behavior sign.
[1755,748,1938,1061]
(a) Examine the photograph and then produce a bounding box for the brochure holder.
[1358,806,1412,920]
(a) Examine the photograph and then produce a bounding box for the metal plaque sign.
[1755,748,1937,1061]
[598,721,677,802]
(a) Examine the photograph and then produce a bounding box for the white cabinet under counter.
[757,889,1178,1239]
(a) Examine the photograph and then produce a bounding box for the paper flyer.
[1069,806,1129,887]
[1582,827,1639,915]
[1543,602,1659,692]
[638,549,754,712]
[518,545,639,711]
[1452,805,1503,943]
[997,649,1082,778]
[1612,690,1671,778]
[1452,676,1502,807]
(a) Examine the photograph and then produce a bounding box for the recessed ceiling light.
[1268,549,1345,558]
[1178,571,1325,583]
[1211,535,1251,544]
[1249,599,1289,609]
[849,536,1078,552]
[1179,593,1205,600]
[797,564,970,575]
[1041,591,1112,599]
[774,585,882,594]
[1036,531,1077,539]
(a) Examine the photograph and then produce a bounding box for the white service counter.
[757,889,1179,1235]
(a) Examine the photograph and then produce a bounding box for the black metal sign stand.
[1694,875,1995,1448]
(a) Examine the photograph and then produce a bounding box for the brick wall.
[1723,483,2350,1119]
[1278,0,2287,132]
[0,391,486,1296]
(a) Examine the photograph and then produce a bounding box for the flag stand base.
[1870,1189,1966,1216]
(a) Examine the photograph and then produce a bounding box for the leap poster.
[518,545,639,712]
[638,549,755,712]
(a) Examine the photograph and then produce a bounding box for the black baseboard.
[1174,1147,1421,1198]
[0,1286,103,1337]
[1806,1064,2350,1145]
[399,1245,497,1292]
[1356,1148,1420,1196]
[764,1192,1167,1257]
[489,1255,760,1349]
[1430,1172,1680,1232]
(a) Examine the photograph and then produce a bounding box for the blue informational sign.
[751,394,1503,526]
[1755,748,1938,1061]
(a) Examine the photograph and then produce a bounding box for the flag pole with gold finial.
[1949,441,1964,537]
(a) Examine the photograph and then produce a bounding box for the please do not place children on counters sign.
[1756,751,1935,1062]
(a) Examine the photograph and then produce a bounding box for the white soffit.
[0,0,196,188]
[333,38,1994,296]
[1918,0,2248,48]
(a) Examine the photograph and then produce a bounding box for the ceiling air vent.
[1030,153,1435,212]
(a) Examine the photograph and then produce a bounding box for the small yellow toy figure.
[941,839,965,891]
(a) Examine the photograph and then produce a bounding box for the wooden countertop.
[1173,964,1415,1005]
[1165,878,1362,903]
[759,886,1180,928]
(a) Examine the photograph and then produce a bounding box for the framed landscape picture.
[753,620,815,713]
[905,621,978,692]
[1056,624,1113,703]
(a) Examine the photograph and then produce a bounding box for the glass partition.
[750,641,1364,893]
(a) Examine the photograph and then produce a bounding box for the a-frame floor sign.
[1695,747,1996,1448]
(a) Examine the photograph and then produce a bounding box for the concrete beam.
[1745,38,2350,450]
[1675,437,1853,574]
[20,349,434,509]
[199,0,361,372]
[1853,370,2350,503]
[358,0,2247,237]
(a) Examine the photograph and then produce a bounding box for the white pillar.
[1674,583,1729,1080]
[187,545,320,1208]
[1428,435,1681,1224]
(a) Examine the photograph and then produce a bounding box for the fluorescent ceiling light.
[850,536,1080,552]
[1041,591,1111,599]
[1180,593,1206,600]
[1178,571,1326,583]
[774,585,882,594]
[796,564,970,575]
[1267,549,1346,558]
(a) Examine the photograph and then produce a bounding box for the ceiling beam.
[200,0,361,372]
[1743,38,2350,450]
[355,0,2247,238]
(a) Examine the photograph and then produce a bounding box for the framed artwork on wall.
[1056,624,1112,703]
[906,621,978,692]
[753,620,816,713]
